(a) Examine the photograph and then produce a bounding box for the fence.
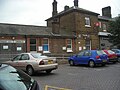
[0,54,75,64]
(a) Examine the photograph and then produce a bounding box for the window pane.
[43,39,49,51]
[67,40,71,44]
[78,51,84,56]
[30,39,36,44]
[85,17,90,26]
[67,39,72,50]
[103,24,107,30]
[30,46,36,51]
[30,39,36,51]
[67,45,71,48]
[43,39,48,44]
[43,45,48,51]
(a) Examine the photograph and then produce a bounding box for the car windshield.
[0,64,35,90]
[97,50,106,55]
[107,50,115,54]
[31,53,47,58]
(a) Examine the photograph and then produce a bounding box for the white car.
[4,53,58,75]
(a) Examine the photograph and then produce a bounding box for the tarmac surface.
[32,63,120,90]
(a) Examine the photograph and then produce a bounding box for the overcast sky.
[0,0,120,26]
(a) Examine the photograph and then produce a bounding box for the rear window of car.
[107,50,115,54]
[31,53,47,58]
[97,50,106,55]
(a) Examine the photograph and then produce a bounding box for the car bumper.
[34,63,58,71]
[109,58,118,62]
[95,60,108,64]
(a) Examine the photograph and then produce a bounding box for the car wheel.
[102,64,106,66]
[46,70,52,74]
[69,60,75,66]
[26,66,34,76]
[89,61,95,67]
[118,58,120,62]
[113,61,116,64]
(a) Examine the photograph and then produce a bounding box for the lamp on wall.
[12,37,15,40]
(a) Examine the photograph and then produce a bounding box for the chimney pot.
[74,0,79,7]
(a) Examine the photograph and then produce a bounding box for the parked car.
[0,64,41,90]
[68,50,108,67]
[111,49,120,62]
[103,50,118,63]
[4,53,58,75]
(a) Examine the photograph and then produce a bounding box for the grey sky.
[0,0,120,26]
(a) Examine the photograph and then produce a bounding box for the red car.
[103,50,118,63]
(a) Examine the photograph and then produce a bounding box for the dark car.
[68,50,108,67]
[0,64,41,90]
[103,50,118,63]
[111,49,120,62]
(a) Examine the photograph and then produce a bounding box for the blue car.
[68,50,108,67]
[111,49,120,62]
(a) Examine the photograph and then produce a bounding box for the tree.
[108,16,120,49]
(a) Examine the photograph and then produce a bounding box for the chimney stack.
[102,6,112,18]
[52,0,58,16]
[64,5,69,11]
[74,0,79,7]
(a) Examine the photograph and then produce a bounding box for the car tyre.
[102,64,106,66]
[118,58,120,62]
[46,70,52,74]
[69,60,75,66]
[26,66,34,76]
[89,61,95,67]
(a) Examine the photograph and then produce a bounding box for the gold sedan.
[4,53,58,76]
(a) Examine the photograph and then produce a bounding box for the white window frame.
[66,39,73,52]
[85,17,91,27]
[103,23,107,32]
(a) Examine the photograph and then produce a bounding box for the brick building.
[0,23,75,54]
[46,0,100,52]
[98,6,113,49]
[0,0,112,61]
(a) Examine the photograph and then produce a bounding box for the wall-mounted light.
[1,37,4,39]
[78,42,80,44]
[12,37,15,40]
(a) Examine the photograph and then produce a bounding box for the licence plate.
[103,60,107,62]
[48,60,53,64]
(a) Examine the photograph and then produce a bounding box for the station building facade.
[0,0,112,59]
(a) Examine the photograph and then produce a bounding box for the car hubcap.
[28,67,33,75]
[70,61,73,65]
[89,61,94,67]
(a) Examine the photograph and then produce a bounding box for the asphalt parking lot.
[32,63,120,90]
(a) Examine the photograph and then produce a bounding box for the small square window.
[85,17,91,27]
[66,39,73,52]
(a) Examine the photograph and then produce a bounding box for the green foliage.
[108,16,120,48]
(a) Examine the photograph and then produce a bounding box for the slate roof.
[0,23,75,38]
[46,6,99,21]
[98,16,112,21]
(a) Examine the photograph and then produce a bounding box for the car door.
[17,54,30,70]
[9,55,21,68]
[82,51,91,64]
[75,51,85,64]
